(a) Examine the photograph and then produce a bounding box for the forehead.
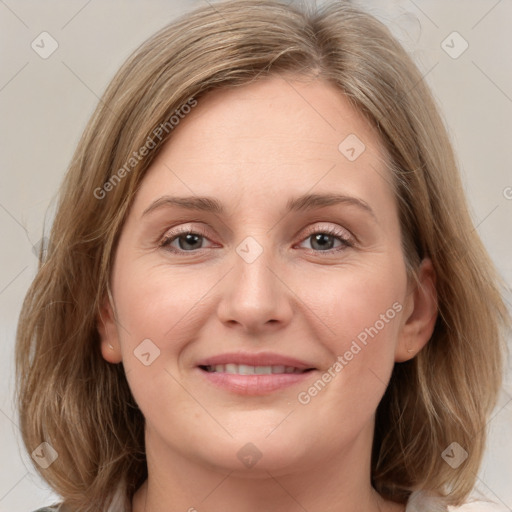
[133,75,393,218]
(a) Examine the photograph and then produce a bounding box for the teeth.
[254,365,271,374]
[225,363,237,374]
[238,364,255,375]
[204,364,304,374]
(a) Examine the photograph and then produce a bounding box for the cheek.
[113,261,209,344]
[110,263,204,419]
[308,258,406,355]
[296,257,406,415]
[110,259,232,395]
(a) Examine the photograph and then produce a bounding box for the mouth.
[199,364,314,375]
[195,352,317,395]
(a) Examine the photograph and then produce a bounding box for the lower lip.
[197,368,315,395]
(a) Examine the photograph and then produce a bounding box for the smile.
[200,364,312,375]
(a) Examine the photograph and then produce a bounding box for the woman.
[16,1,510,511]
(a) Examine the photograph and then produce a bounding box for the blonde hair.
[15,0,509,510]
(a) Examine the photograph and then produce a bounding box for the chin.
[197,429,314,477]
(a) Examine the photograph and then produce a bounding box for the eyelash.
[159,225,354,256]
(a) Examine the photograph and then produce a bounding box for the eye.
[297,225,353,253]
[159,224,354,255]
[160,227,216,253]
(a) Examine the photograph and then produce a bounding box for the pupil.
[312,233,333,251]
[179,233,201,250]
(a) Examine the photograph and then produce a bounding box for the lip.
[195,351,317,396]
[196,351,315,371]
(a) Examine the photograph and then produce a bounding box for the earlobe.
[395,258,438,362]
[97,296,123,364]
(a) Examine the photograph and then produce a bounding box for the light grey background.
[1,0,511,510]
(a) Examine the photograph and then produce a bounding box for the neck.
[132,419,404,512]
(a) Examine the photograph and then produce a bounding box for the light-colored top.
[33,489,510,511]
[406,491,509,511]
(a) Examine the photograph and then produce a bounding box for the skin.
[98,74,437,512]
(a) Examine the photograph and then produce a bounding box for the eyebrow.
[142,193,376,220]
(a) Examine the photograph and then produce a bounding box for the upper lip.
[196,351,316,371]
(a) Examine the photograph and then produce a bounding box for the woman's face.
[99,75,435,477]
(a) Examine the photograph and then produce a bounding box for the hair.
[15,0,510,510]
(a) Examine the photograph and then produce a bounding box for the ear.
[395,258,438,362]
[97,294,123,364]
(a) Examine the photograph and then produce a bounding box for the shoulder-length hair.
[15,0,510,510]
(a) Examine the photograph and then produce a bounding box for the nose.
[216,244,294,335]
